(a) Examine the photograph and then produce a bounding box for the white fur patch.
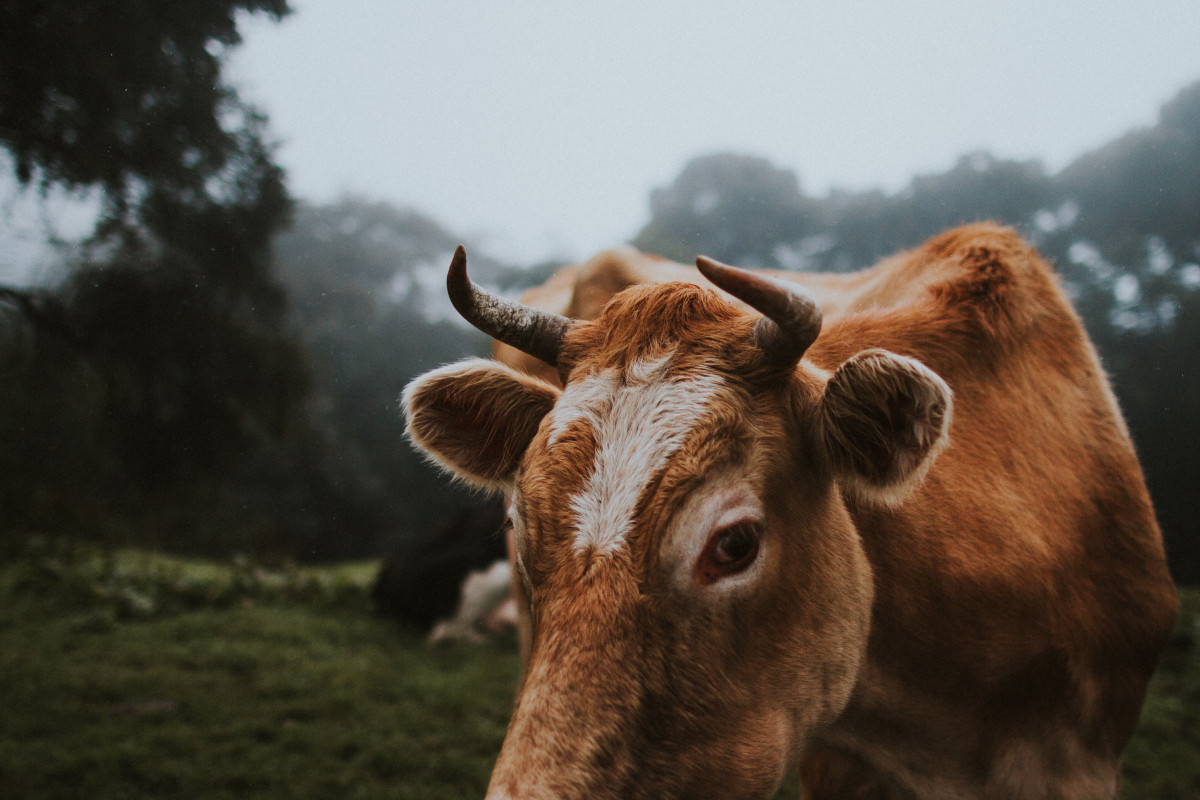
[546,370,619,449]
[545,353,725,555]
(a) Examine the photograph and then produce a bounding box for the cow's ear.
[818,349,952,506]
[403,359,560,491]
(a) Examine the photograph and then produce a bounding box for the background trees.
[271,198,495,557]
[0,0,290,243]
[0,3,1196,582]
[0,1,309,554]
[633,153,819,268]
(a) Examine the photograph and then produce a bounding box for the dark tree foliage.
[826,153,1057,271]
[0,1,314,558]
[1058,81,1200,262]
[0,0,289,245]
[1093,294,1200,582]
[272,199,490,557]
[64,257,308,484]
[633,153,818,268]
[634,151,1056,274]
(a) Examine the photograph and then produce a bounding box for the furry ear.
[819,349,952,505]
[403,359,560,491]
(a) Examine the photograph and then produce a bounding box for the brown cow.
[403,224,1176,799]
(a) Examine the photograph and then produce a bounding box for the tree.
[0,1,292,326]
[633,153,817,268]
[0,1,289,243]
[272,199,491,557]
[809,153,1056,273]
[1058,80,1200,260]
[0,1,308,555]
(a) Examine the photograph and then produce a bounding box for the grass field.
[0,541,1196,799]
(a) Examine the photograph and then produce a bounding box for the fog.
[229,0,1200,261]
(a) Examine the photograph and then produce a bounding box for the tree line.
[1,2,1196,580]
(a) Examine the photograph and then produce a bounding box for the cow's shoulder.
[914,222,1075,341]
[804,224,1082,373]
[835,223,1068,333]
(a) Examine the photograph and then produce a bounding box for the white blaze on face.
[546,353,725,556]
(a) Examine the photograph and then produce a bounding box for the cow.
[371,499,513,639]
[402,224,1177,799]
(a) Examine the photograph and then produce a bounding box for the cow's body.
[405,224,1176,799]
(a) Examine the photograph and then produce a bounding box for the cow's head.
[403,248,952,799]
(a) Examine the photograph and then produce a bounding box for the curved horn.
[695,255,822,366]
[446,246,572,367]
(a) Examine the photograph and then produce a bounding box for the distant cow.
[403,225,1177,799]
[371,499,511,637]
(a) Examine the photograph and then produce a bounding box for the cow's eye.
[714,525,757,564]
[697,521,761,584]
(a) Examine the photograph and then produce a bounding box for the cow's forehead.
[522,349,730,557]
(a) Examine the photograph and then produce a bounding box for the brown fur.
[405,224,1177,799]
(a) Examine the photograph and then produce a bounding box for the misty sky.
[4,1,1200,285]
[227,1,1200,264]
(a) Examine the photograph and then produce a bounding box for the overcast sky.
[10,0,1195,280]
[227,1,1200,263]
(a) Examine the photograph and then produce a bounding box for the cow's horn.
[446,246,572,367]
[695,255,822,366]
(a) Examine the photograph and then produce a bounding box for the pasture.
[1,542,1196,799]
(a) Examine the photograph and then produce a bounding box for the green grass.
[1120,587,1200,799]
[0,543,1195,798]
[0,543,518,799]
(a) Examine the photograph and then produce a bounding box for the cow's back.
[799,224,1175,794]
[497,224,1177,795]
